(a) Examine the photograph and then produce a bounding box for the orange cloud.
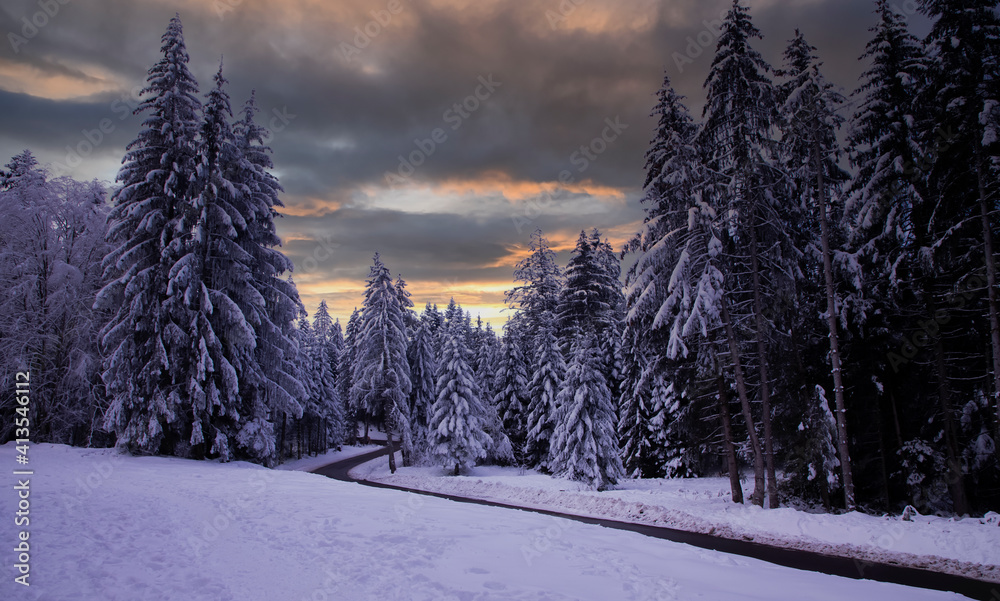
[0,58,122,100]
[280,196,343,217]
[433,171,627,201]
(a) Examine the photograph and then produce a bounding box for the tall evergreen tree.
[341,307,361,441]
[230,89,306,459]
[625,72,750,502]
[429,316,491,474]
[698,0,789,507]
[96,15,203,455]
[549,334,624,490]
[407,317,437,463]
[167,62,257,461]
[505,229,564,338]
[779,31,856,509]
[524,311,566,470]
[351,254,412,472]
[494,326,531,466]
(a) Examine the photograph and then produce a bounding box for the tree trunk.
[363,418,370,445]
[975,156,1000,459]
[932,334,970,515]
[747,226,778,508]
[720,297,766,507]
[717,371,744,504]
[813,142,856,510]
[387,426,397,474]
[279,412,287,460]
[296,419,302,460]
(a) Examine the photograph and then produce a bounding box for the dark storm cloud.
[1,0,904,190]
[0,0,927,320]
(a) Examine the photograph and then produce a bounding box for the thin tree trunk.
[718,371,744,504]
[720,297,766,507]
[387,430,397,474]
[975,156,1000,459]
[876,400,891,509]
[279,413,287,460]
[932,335,970,515]
[813,142,856,510]
[889,390,904,449]
[747,227,778,508]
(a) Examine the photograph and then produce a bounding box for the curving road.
[311,446,996,601]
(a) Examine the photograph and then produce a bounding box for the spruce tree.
[918,0,1000,514]
[429,316,491,474]
[524,311,566,470]
[168,63,256,461]
[779,30,856,509]
[96,15,202,455]
[505,229,564,337]
[351,254,412,472]
[407,317,438,462]
[549,334,624,490]
[230,89,306,459]
[493,326,531,466]
[698,0,788,507]
[341,307,361,441]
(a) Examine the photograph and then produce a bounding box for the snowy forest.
[2,0,1000,519]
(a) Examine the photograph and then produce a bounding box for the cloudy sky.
[0,0,930,327]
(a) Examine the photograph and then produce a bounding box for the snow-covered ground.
[353,456,1000,583]
[0,443,977,600]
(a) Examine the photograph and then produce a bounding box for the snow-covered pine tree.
[778,30,856,509]
[493,325,530,466]
[351,254,412,472]
[407,316,438,463]
[293,314,319,458]
[313,300,334,344]
[505,229,564,338]
[230,89,306,462]
[785,385,841,508]
[96,15,202,455]
[557,230,613,340]
[624,71,752,501]
[341,307,361,442]
[698,0,789,507]
[429,315,492,474]
[549,334,624,490]
[167,62,257,462]
[311,303,345,449]
[524,311,566,470]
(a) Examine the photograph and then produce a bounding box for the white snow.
[0,443,978,600]
[354,458,1000,584]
